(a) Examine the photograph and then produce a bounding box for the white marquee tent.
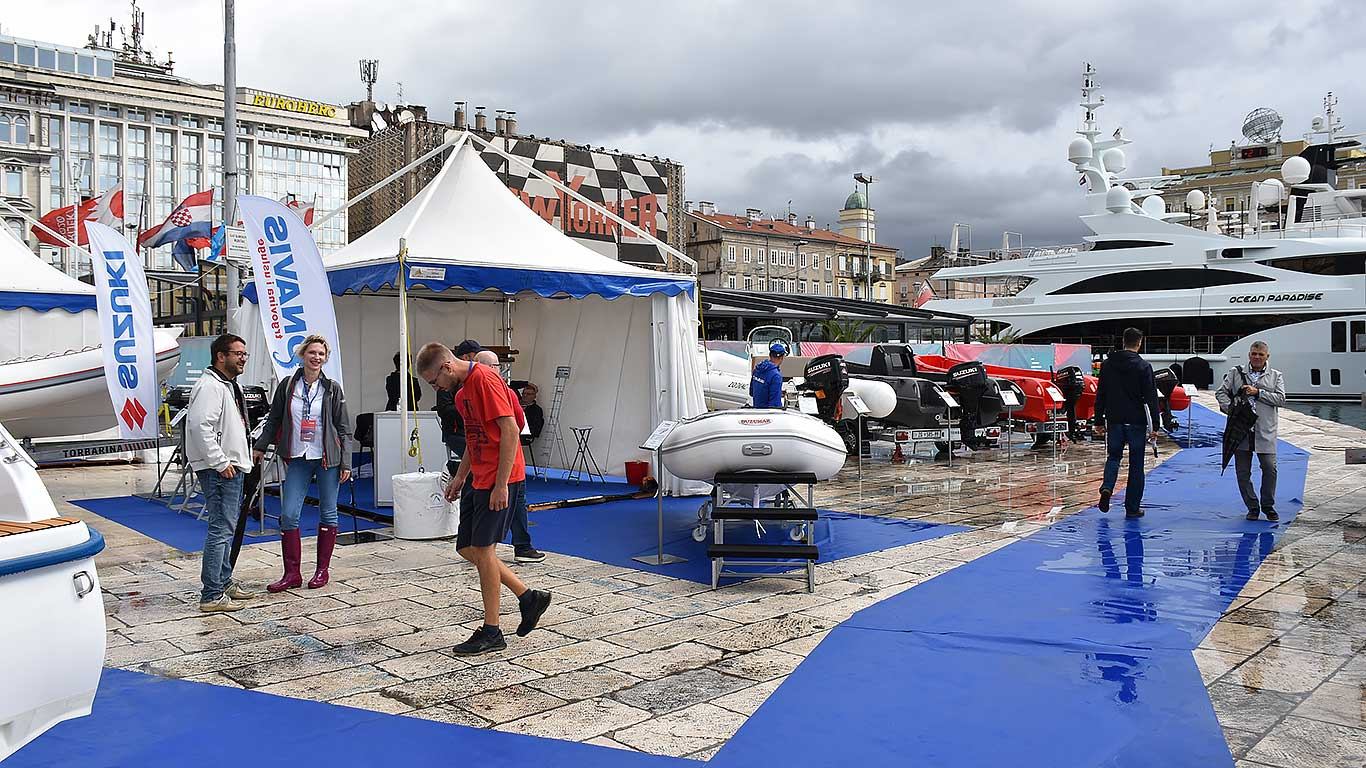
[241,139,706,494]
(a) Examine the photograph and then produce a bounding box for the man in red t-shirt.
[415,342,551,656]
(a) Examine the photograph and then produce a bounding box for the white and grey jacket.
[185,367,254,473]
[1215,365,1286,454]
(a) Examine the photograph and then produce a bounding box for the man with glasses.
[186,334,256,612]
[414,341,551,655]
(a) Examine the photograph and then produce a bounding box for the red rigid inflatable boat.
[914,354,1066,424]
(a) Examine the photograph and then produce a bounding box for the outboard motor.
[241,385,271,430]
[799,354,855,451]
[799,354,849,423]
[946,361,991,444]
[1153,367,1181,432]
[1054,365,1086,439]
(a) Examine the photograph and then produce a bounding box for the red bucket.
[624,460,650,487]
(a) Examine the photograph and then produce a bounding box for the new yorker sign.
[1228,292,1324,304]
[248,92,338,119]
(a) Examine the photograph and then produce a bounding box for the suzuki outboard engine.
[241,385,271,430]
[1054,365,1086,439]
[946,361,992,445]
[799,354,849,423]
[1153,366,1181,432]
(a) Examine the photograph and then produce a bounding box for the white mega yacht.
[927,65,1366,401]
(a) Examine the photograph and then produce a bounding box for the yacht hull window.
[1048,269,1274,295]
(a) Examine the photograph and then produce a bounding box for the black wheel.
[1032,433,1052,448]
[934,441,950,454]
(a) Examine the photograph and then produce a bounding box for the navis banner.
[85,222,159,439]
[238,195,341,384]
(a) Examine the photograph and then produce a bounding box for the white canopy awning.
[320,142,693,301]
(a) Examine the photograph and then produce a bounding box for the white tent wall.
[0,309,101,362]
[651,291,710,496]
[326,291,658,478]
[334,293,504,415]
[238,289,707,497]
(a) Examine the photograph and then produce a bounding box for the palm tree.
[819,319,878,343]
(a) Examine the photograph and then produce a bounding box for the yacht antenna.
[1325,92,1340,142]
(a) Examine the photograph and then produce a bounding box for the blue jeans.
[199,469,245,602]
[1102,424,1148,514]
[280,458,340,531]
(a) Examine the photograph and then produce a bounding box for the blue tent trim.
[244,262,694,303]
[0,291,96,313]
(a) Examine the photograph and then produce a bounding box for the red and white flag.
[87,185,125,230]
[913,280,936,308]
[283,194,316,227]
[31,186,126,247]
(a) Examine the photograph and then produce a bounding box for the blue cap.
[769,340,789,356]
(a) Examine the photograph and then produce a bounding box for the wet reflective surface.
[20,395,1366,767]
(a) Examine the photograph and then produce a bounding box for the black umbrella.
[1221,398,1257,474]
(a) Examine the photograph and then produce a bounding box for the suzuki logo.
[120,398,148,430]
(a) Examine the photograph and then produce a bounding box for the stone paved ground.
[48,394,1366,764]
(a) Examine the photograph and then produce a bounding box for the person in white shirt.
[187,333,256,612]
[253,335,353,592]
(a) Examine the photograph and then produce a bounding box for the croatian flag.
[914,280,935,308]
[139,189,214,249]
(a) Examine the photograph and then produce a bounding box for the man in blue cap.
[750,340,788,408]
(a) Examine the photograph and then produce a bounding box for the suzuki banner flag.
[85,222,159,439]
[237,195,342,384]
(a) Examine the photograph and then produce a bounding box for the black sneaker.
[452,626,506,656]
[516,590,552,637]
[514,547,547,563]
[1098,488,1112,513]
[1246,509,1261,521]
[1264,509,1279,522]
[1125,509,1144,519]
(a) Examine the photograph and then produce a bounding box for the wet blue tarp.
[714,403,1306,767]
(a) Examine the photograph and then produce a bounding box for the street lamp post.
[854,172,876,301]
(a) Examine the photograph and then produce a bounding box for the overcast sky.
[13,1,1366,257]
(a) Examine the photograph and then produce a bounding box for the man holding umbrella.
[1215,341,1285,521]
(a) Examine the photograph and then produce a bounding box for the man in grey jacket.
[188,334,256,612]
[1215,341,1286,521]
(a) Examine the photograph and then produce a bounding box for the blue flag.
[207,226,225,264]
[171,239,199,272]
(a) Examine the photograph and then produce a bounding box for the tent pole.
[311,132,468,233]
[398,237,410,474]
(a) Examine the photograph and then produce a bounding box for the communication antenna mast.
[359,59,378,102]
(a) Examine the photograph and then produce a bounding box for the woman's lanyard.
[300,378,321,418]
[299,377,321,444]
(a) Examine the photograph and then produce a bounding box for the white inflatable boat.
[699,347,752,411]
[0,420,107,761]
[659,409,848,481]
[0,229,182,438]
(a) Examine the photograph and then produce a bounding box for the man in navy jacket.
[1093,328,1161,518]
[750,340,788,408]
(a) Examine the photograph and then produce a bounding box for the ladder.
[540,366,571,473]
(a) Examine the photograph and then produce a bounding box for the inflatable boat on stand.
[659,407,846,557]
[0,420,107,761]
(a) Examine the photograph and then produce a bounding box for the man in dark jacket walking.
[1093,328,1161,518]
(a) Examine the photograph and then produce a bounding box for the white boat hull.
[0,422,106,761]
[0,329,182,439]
[660,409,848,481]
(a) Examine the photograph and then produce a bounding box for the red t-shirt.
[455,363,527,489]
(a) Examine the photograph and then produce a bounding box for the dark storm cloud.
[14,1,1366,258]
